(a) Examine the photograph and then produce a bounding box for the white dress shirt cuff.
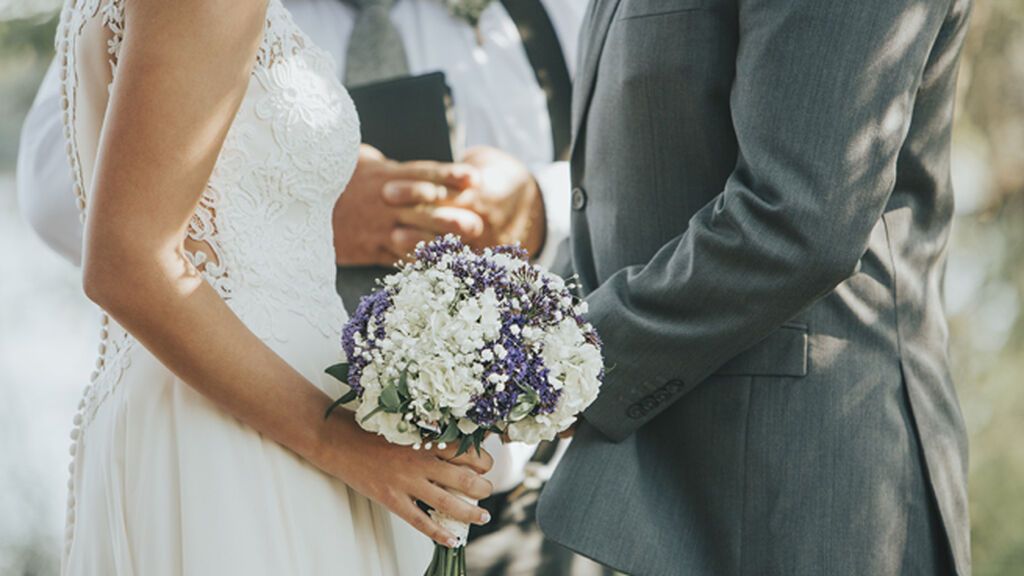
[530,160,571,270]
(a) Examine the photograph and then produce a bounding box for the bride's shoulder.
[123,0,269,50]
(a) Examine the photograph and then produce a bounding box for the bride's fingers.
[429,460,494,501]
[416,481,491,527]
[391,495,460,548]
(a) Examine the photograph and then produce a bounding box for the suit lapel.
[570,0,624,161]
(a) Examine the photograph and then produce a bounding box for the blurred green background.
[0,1,1021,575]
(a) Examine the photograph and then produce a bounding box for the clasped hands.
[333,144,546,266]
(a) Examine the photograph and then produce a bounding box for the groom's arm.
[581,0,970,441]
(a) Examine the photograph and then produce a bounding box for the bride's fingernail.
[480,511,491,524]
[446,537,459,548]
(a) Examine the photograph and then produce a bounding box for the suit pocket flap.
[616,0,715,21]
[716,323,809,378]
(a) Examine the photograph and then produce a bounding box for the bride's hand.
[312,411,494,547]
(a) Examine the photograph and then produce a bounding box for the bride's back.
[59,3,118,210]
[58,0,359,341]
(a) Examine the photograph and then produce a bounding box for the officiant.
[17,0,602,573]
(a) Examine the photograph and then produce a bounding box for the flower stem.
[423,544,466,576]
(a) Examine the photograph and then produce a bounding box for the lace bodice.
[57,0,359,345]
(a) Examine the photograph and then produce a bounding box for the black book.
[347,71,455,162]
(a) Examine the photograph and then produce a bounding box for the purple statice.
[340,287,394,395]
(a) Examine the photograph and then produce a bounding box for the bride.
[56,0,494,573]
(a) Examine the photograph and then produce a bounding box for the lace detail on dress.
[194,0,357,340]
[57,0,358,562]
[257,1,310,67]
[99,0,123,77]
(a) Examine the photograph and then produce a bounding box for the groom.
[538,0,974,575]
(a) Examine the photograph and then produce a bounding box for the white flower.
[457,418,479,435]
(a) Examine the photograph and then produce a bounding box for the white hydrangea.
[367,263,508,426]
[506,318,603,443]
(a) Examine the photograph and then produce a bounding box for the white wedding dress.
[56,0,431,574]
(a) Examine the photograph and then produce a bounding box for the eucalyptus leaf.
[509,400,535,422]
[324,363,350,383]
[397,370,410,399]
[514,380,540,403]
[380,383,402,412]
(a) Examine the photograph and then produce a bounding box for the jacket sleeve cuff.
[580,284,697,442]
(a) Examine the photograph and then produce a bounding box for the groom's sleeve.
[581,0,969,441]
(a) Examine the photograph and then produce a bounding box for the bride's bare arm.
[81,0,491,546]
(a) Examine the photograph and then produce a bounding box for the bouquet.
[324,235,604,576]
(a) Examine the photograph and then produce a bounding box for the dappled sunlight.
[853,2,929,110]
[1,0,1022,573]
[873,4,930,78]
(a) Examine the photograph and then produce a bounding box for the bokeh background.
[1,1,1021,574]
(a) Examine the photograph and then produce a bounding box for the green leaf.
[509,400,535,422]
[339,388,359,404]
[514,380,540,404]
[380,383,402,412]
[455,435,475,457]
[437,420,460,444]
[322,388,359,420]
[359,404,388,424]
[323,397,345,420]
[324,363,350,383]
[397,370,410,399]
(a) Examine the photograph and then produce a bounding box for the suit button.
[571,187,587,211]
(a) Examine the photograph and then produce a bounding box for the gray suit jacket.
[537,0,973,575]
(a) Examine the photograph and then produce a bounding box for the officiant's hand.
[447,146,547,257]
[333,145,486,265]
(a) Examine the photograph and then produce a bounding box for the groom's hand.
[333,145,486,265]
[445,146,547,257]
